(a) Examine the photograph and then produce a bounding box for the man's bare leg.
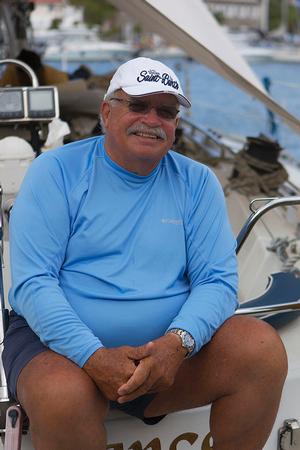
[17,351,109,450]
[144,316,288,450]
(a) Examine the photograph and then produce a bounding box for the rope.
[224,150,288,197]
[174,134,229,167]
[267,238,300,275]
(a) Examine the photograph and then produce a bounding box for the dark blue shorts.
[2,310,165,425]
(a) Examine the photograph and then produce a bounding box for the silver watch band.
[166,328,195,357]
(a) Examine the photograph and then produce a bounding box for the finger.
[117,381,152,403]
[146,381,160,393]
[128,341,154,361]
[147,380,169,393]
[117,361,150,396]
[146,387,159,394]
[119,374,167,402]
[117,370,156,403]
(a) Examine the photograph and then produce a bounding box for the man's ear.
[101,101,111,129]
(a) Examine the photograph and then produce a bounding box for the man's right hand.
[83,344,153,401]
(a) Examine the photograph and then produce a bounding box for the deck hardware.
[249,197,277,213]
[278,418,300,449]
[8,409,18,428]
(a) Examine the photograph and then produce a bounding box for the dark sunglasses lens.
[157,106,178,119]
[128,101,149,113]
[128,101,178,119]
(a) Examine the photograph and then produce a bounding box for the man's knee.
[17,350,109,426]
[211,316,288,384]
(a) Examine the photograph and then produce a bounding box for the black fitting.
[8,409,19,428]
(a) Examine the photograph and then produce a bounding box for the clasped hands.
[83,333,187,404]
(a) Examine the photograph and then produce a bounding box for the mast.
[0,0,31,57]
[260,0,270,33]
[281,0,289,34]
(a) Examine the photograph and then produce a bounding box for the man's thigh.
[16,349,107,415]
[2,310,108,420]
[2,310,48,401]
[16,351,110,449]
[144,316,286,417]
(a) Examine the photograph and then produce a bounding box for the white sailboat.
[43,31,134,64]
[1,1,300,449]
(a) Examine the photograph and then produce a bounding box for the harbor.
[46,56,300,162]
[26,0,300,161]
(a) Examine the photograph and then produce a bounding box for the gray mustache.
[127,124,167,140]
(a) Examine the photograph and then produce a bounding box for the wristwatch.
[166,328,195,357]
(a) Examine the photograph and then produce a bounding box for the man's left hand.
[117,333,186,403]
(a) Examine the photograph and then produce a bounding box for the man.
[3,57,287,450]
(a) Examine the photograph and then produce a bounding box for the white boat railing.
[0,59,39,87]
[236,196,300,254]
[236,300,300,317]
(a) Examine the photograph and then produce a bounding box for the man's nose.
[141,106,161,124]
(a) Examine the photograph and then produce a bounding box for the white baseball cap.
[104,57,191,108]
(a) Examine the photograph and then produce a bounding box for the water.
[48,57,300,161]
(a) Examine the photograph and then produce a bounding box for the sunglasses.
[109,97,179,120]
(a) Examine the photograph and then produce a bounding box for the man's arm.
[9,153,102,367]
[166,168,238,353]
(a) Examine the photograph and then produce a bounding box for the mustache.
[126,123,167,140]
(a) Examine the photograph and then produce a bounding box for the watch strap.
[166,328,195,357]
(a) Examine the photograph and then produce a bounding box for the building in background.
[204,0,270,32]
[31,0,82,32]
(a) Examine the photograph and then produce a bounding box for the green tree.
[68,0,117,27]
[269,0,299,33]
[269,0,281,31]
[50,17,62,29]
[213,11,225,25]
[288,5,299,34]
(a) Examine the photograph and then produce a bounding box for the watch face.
[182,332,194,350]
[183,332,194,349]
[167,328,195,354]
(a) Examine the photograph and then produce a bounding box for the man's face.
[101,90,179,175]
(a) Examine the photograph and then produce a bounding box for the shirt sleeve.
[9,153,103,367]
[167,167,238,354]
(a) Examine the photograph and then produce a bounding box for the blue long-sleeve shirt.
[9,135,238,367]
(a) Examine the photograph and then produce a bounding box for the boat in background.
[36,28,134,65]
[138,45,185,59]
[269,45,300,63]
[44,38,134,64]
[225,28,300,63]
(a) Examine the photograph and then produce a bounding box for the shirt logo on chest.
[161,218,183,225]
